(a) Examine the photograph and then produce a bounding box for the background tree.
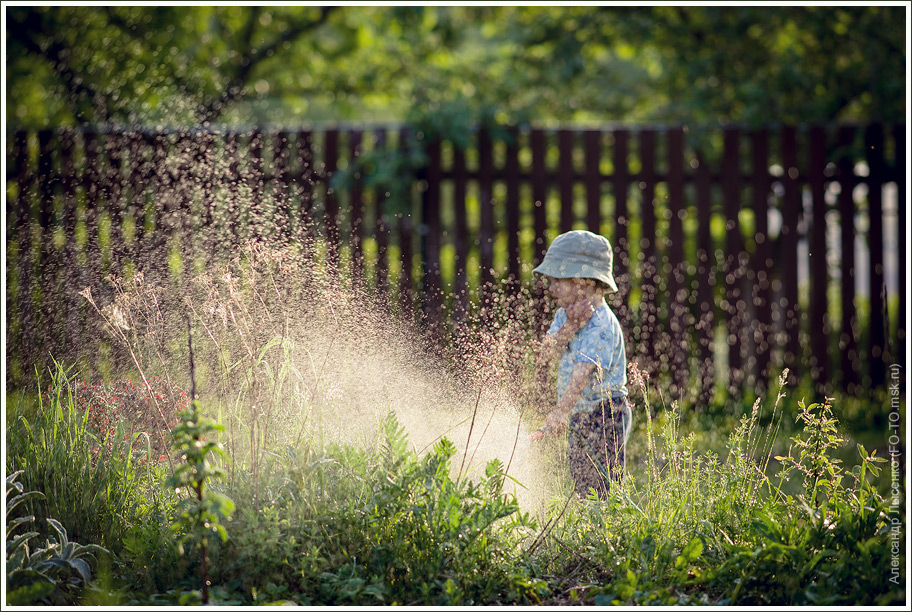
[6,6,341,125]
[6,5,906,128]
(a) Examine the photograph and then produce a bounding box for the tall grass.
[531,367,902,605]
[7,242,902,605]
[5,362,162,552]
[8,352,902,605]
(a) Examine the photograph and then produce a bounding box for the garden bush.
[210,413,546,605]
[4,360,905,606]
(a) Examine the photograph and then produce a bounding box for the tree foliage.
[5,5,906,128]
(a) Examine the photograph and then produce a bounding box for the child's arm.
[530,299,598,418]
[538,322,576,364]
[537,299,597,365]
[530,361,596,441]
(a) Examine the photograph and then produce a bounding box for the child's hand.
[544,409,568,433]
[530,423,554,442]
[565,298,596,328]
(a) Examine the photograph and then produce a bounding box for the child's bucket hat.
[532,230,618,292]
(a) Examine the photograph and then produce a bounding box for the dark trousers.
[567,396,631,498]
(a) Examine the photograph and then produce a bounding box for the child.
[529,230,631,498]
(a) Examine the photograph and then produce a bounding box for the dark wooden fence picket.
[666,127,686,387]
[558,130,574,234]
[4,122,905,401]
[505,127,522,292]
[637,130,659,375]
[349,130,364,290]
[721,128,744,382]
[530,129,549,267]
[451,143,469,321]
[477,128,495,299]
[866,124,886,389]
[12,131,33,373]
[779,125,802,378]
[60,129,79,366]
[837,125,859,392]
[612,130,631,350]
[750,129,772,385]
[323,129,340,271]
[422,137,443,328]
[694,150,714,398]
[396,127,414,315]
[36,130,57,369]
[808,126,829,386]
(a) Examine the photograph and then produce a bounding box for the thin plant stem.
[526,493,573,555]
[501,404,526,489]
[187,315,197,407]
[457,382,484,485]
[185,314,208,605]
[80,288,175,471]
[466,401,497,477]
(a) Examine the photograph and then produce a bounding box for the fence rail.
[4,122,906,397]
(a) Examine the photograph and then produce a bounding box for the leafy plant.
[318,413,543,605]
[166,399,235,605]
[697,395,899,605]
[6,471,109,606]
[775,397,845,508]
[117,491,184,595]
[705,471,899,605]
[211,412,545,605]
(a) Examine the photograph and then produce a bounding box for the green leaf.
[178,590,203,606]
[6,578,56,606]
[207,492,236,518]
[68,557,92,583]
[7,490,45,517]
[45,518,68,546]
[7,515,36,538]
[8,531,39,557]
[212,523,229,543]
[682,536,704,560]
[676,536,704,568]
[39,558,70,572]
[593,593,616,605]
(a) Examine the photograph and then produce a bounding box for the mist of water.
[45,127,565,515]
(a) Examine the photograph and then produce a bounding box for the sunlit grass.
[5,239,903,605]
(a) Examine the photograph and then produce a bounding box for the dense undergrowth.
[5,362,905,606]
[4,245,907,605]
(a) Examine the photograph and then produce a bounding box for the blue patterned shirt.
[546,301,628,414]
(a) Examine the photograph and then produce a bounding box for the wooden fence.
[4,123,906,396]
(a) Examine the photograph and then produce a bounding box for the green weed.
[211,413,545,605]
[530,367,903,606]
[705,411,899,605]
[5,362,155,552]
